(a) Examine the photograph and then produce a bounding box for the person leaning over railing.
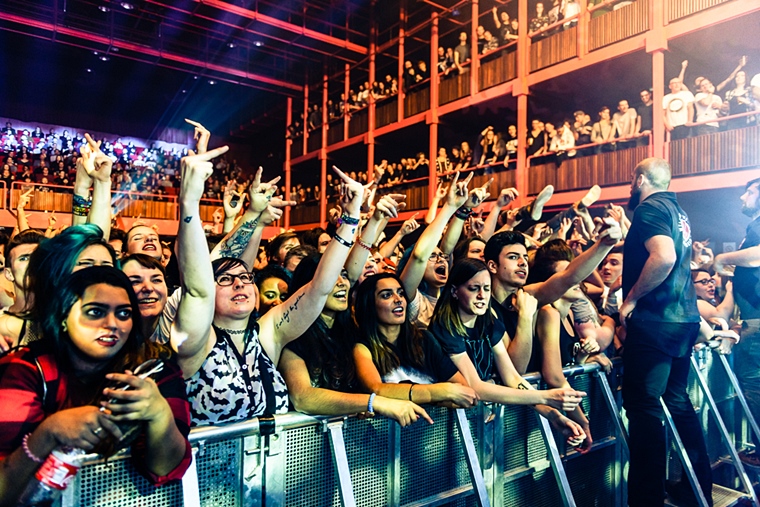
[0,267,192,506]
[170,158,366,425]
[428,258,587,446]
[352,271,479,410]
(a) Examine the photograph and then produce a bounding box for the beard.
[628,187,641,211]
[741,202,760,217]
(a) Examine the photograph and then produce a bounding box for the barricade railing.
[60,361,629,507]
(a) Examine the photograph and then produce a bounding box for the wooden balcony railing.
[290,202,321,225]
[529,25,578,72]
[307,129,323,152]
[667,0,732,22]
[348,109,369,137]
[291,137,304,157]
[589,0,649,51]
[377,178,430,211]
[328,119,345,145]
[670,124,760,177]
[376,97,399,128]
[478,48,517,91]
[199,199,223,223]
[404,86,430,117]
[439,73,471,105]
[528,144,649,195]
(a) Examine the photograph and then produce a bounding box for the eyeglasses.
[428,253,449,262]
[215,272,255,286]
[693,278,716,286]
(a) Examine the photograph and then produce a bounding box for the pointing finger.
[192,145,229,161]
[184,118,204,129]
[481,177,494,190]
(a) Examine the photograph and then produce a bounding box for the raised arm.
[378,213,420,259]
[483,188,518,241]
[346,193,405,286]
[528,219,622,306]
[424,182,447,224]
[619,235,677,323]
[697,280,734,321]
[441,178,492,255]
[716,56,746,92]
[400,172,472,301]
[258,167,364,363]
[171,145,230,378]
[84,134,113,241]
[14,188,32,235]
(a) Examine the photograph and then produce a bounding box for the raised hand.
[435,182,448,200]
[83,134,113,183]
[185,119,211,155]
[223,180,246,219]
[180,145,230,204]
[248,167,281,214]
[401,213,420,235]
[470,216,485,236]
[374,193,407,220]
[466,178,493,208]
[17,187,33,210]
[558,216,573,239]
[332,165,364,217]
[497,187,519,208]
[212,207,224,225]
[597,217,622,246]
[446,171,475,209]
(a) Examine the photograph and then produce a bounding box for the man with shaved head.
[620,158,711,506]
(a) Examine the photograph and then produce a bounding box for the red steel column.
[302,85,309,156]
[514,0,530,203]
[428,13,440,205]
[344,64,350,141]
[320,73,328,228]
[398,6,406,121]
[284,97,292,228]
[368,9,377,179]
[471,0,480,95]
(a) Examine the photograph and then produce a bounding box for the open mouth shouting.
[96,334,121,347]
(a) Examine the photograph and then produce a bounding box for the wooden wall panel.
[439,74,471,105]
[670,126,760,176]
[478,51,518,91]
[348,109,369,138]
[290,203,321,225]
[667,0,731,22]
[328,121,344,145]
[376,98,399,128]
[404,87,430,117]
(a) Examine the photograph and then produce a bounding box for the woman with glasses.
[691,269,734,322]
[168,147,366,425]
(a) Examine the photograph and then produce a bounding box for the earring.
[61,321,68,333]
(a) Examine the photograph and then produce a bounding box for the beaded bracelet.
[357,238,372,251]
[22,433,43,463]
[72,205,90,217]
[367,393,377,414]
[333,234,354,248]
[337,213,360,227]
[454,207,473,221]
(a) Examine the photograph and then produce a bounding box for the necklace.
[217,327,246,335]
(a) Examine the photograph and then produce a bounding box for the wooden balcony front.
[589,0,649,51]
[404,86,430,117]
[529,26,578,72]
[376,97,399,128]
[478,50,517,91]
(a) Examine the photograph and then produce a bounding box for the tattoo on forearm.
[218,217,260,258]
[517,383,529,390]
[183,216,193,223]
[275,293,304,330]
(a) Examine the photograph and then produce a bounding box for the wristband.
[454,207,473,221]
[367,393,376,414]
[357,238,372,251]
[72,205,89,217]
[333,234,354,248]
[338,213,360,226]
[72,194,91,207]
[409,383,416,401]
[22,433,44,463]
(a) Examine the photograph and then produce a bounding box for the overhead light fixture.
[181,89,187,94]
[193,75,199,80]
[227,42,235,48]
[208,80,216,85]
[98,5,110,12]
[86,68,92,73]
[93,51,99,55]
[253,40,264,47]
[111,47,119,52]
[100,56,109,61]
[120,2,134,10]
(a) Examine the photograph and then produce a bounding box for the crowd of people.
[0,120,249,200]
[0,110,755,507]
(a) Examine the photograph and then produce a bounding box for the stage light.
[208,80,216,85]
[111,47,119,52]
[193,75,199,80]
[86,68,92,73]
[98,6,110,12]
[120,2,134,10]
[100,56,109,61]
[182,89,187,93]
[93,51,99,55]
[253,41,264,47]
[227,42,236,48]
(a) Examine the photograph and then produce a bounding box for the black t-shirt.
[357,331,458,384]
[526,131,546,156]
[734,217,760,319]
[622,192,700,324]
[637,103,653,132]
[285,329,358,393]
[430,317,506,382]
